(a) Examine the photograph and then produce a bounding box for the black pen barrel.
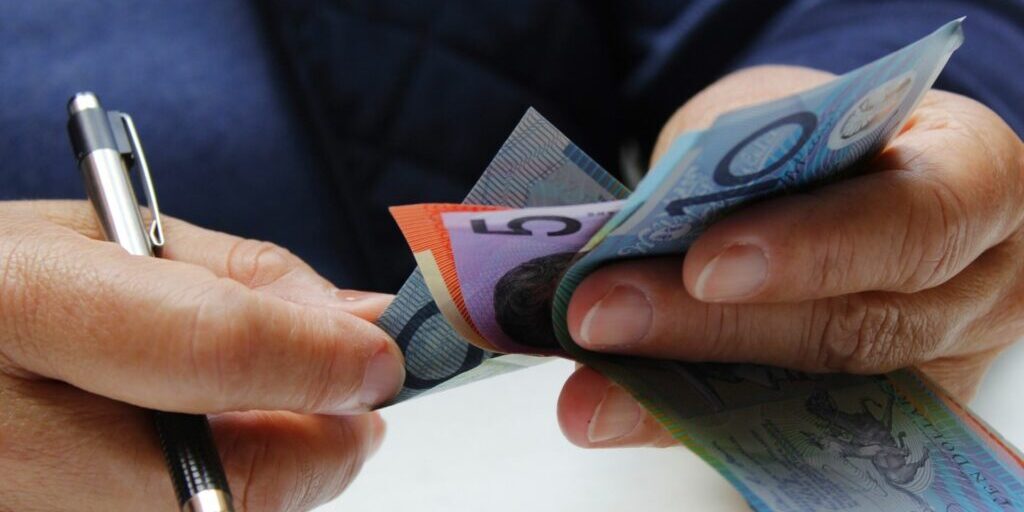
[153,411,233,511]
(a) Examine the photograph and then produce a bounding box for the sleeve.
[731,0,1024,136]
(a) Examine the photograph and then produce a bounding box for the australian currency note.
[389,19,1024,510]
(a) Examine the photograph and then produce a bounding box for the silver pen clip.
[115,113,165,250]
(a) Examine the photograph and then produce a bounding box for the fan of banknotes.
[376,19,1024,511]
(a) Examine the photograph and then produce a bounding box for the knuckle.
[810,219,858,293]
[178,279,374,413]
[0,233,29,364]
[0,221,33,317]
[269,309,358,413]
[697,303,741,359]
[40,200,104,238]
[225,239,302,288]
[179,283,259,409]
[0,226,74,375]
[225,424,352,512]
[303,344,349,412]
[814,295,916,373]
[236,435,294,512]
[289,451,329,512]
[897,178,969,292]
[326,419,369,495]
[303,325,386,412]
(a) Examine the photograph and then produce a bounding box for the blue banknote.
[536,18,1024,511]
[554,19,966,326]
[385,18,1024,511]
[550,18,967,406]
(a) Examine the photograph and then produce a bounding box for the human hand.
[0,200,404,511]
[558,66,1024,448]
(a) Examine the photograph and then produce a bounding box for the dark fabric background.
[2,0,1021,291]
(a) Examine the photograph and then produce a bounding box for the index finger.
[682,93,1024,303]
[0,219,405,414]
[0,200,393,320]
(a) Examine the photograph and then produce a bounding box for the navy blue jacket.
[2,1,1022,291]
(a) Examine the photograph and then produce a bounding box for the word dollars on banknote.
[381,19,1024,511]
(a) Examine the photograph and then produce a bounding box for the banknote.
[390,19,963,364]
[385,203,1024,508]
[551,18,968,345]
[390,201,624,353]
[662,368,1024,510]
[574,19,1024,511]
[539,23,988,511]
[389,19,1024,510]
[375,108,629,402]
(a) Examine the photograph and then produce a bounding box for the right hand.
[0,200,405,511]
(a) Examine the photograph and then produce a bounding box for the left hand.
[557,65,1024,448]
[0,200,402,510]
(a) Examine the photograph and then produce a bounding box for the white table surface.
[318,341,1024,512]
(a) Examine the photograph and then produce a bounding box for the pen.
[66,92,235,512]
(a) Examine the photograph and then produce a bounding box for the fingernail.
[587,384,642,443]
[335,289,390,303]
[578,285,652,348]
[694,244,768,301]
[358,349,404,409]
[266,272,388,309]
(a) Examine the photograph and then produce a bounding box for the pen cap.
[66,92,153,256]
[68,91,100,115]
[67,92,132,163]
